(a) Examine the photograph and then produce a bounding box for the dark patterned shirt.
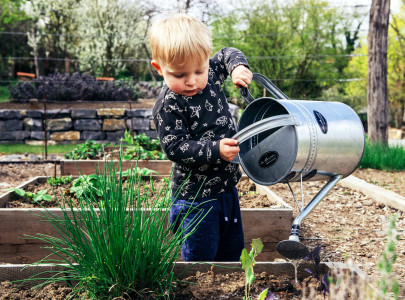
[152,47,249,199]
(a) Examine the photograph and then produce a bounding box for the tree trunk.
[367,0,390,144]
[143,43,156,83]
[32,29,40,79]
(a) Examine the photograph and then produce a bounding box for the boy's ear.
[151,60,163,76]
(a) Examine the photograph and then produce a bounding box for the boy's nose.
[186,76,196,86]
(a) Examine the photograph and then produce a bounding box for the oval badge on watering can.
[313,110,328,134]
[258,151,279,168]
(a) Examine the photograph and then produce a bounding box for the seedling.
[47,176,72,186]
[240,238,274,300]
[31,190,53,203]
[5,188,52,203]
[122,166,158,177]
[304,246,330,298]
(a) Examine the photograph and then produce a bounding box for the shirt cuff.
[209,140,222,164]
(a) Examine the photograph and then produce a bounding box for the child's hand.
[231,65,253,88]
[220,138,239,162]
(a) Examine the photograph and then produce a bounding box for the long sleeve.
[152,47,249,199]
[210,47,250,85]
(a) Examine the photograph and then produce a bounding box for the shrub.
[8,72,140,102]
[23,153,204,298]
[121,131,167,160]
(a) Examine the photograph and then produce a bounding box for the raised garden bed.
[0,176,292,264]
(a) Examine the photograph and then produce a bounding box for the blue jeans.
[170,187,244,262]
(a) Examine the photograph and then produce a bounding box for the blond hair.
[148,13,212,67]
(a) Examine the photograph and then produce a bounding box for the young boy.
[149,13,252,262]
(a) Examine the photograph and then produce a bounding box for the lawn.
[0,85,10,102]
[0,143,78,155]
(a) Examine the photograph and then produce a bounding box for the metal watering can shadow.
[232,73,365,259]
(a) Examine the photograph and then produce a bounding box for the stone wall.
[0,108,156,145]
[0,104,239,144]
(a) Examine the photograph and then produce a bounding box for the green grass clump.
[359,140,405,171]
[0,84,12,102]
[24,153,204,298]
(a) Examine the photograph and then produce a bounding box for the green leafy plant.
[120,131,166,160]
[240,238,273,300]
[5,188,52,203]
[377,214,400,299]
[47,176,72,186]
[64,140,105,160]
[120,129,135,145]
[69,174,104,200]
[31,190,53,203]
[23,153,204,298]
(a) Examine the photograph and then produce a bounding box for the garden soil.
[0,163,404,298]
[2,176,274,209]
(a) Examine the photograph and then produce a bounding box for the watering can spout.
[276,174,343,259]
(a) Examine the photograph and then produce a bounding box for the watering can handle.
[232,114,298,144]
[240,73,290,104]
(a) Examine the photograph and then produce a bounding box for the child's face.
[151,58,209,97]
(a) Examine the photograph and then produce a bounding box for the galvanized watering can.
[233,73,365,259]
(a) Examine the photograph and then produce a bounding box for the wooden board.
[0,262,366,289]
[60,159,173,176]
[0,176,292,263]
[340,175,405,212]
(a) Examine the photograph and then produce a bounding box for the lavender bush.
[9,72,140,102]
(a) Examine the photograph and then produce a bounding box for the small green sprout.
[240,238,273,300]
[5,188,52,203]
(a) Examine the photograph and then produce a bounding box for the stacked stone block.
[0,107,158,144]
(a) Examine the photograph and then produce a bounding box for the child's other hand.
[220,138,239,162]
[231,65,253,88]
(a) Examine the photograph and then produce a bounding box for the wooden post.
[65,57,70,74]
[43,99,48,160]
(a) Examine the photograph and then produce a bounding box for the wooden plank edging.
[0,261,362,287]
[60,159,173,176]
[339,175,405,212]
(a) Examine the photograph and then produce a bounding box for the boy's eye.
[173,74,184,78]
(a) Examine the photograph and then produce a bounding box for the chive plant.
[25,154,204,299]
